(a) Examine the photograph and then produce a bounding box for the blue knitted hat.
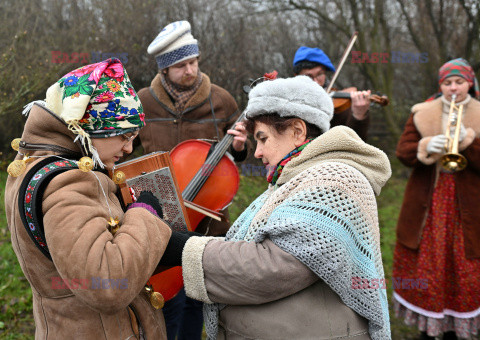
[293,46,336,72]
[147,21,199,69]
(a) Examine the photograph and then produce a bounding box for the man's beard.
[181,74,197,87]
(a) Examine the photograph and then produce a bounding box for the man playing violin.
[293,46,371,141]
[137,20,248,340]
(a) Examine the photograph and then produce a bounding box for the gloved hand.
[450,123,467,143]
[158,231,203,267]
[426,135,448,154]
[127,190,163,219]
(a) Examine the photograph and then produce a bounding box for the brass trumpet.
[441,94,467,172]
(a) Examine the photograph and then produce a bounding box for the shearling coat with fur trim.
[138,73,240,153]
[4,104,172,339]
[396,97,480,258]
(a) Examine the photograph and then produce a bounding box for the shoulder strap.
[208,94,221,141]
[18,157,79,260]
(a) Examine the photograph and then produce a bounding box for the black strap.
[18,156,78,260]
[208,94,221,142]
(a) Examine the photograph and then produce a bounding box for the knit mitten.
[159,231,203,267]
[127,190,163,219]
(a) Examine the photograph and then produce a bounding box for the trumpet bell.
[440,153,468,173]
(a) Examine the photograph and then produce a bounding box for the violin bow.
[183,200,225,222]
[326,31,358,93]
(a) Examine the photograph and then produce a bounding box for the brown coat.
[331,107,370,142]
[138,73,242,235]
[202,239,370,339]
[396,97,480,258]
[5,105,172,339]
[138,73,240,153]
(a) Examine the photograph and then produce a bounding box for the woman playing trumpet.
[393,58,480,339]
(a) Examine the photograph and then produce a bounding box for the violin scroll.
[243,71,279,94]
[369,94,389,107]
[330,89,389,114]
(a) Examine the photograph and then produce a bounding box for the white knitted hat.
[147,20,199,69]
[245,75,334,133]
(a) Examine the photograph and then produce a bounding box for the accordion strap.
[18,156,79,260]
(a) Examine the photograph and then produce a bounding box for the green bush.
[0,171,35,339]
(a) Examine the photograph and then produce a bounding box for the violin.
[325,32,389,114]
[329,87,389,114]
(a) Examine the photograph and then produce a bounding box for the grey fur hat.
[245,75,334,133]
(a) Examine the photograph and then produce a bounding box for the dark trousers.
[163,288,204,340]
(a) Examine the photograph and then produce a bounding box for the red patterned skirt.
[393,172,480,338]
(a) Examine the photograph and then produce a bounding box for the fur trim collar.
[412,97,480,137]
[412,97,480,165]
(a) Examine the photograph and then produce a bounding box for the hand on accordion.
[127,190,163,219]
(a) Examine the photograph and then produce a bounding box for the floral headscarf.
[45,58,144,166]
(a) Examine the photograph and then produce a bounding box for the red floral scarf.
[267,139,313,185]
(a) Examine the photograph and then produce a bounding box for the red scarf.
[267,139,313,185]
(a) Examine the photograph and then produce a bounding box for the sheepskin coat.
[4,104,172,339]
[396,96,480,258]
[137,72,240,154]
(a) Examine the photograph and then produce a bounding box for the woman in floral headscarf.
[4,59,172,339]
[393,58,480,340]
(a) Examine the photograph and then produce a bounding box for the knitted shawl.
[204,126,392,340]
